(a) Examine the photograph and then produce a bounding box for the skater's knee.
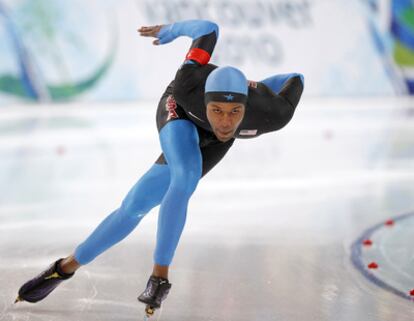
[120,195,155,219]
[120,169,169,218]
[170,166,201,196]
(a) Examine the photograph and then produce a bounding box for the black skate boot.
[15,258,75,303]
[138,275,172,316]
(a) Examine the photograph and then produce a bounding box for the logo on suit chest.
[166,95,178,121]
[239,129,258,136]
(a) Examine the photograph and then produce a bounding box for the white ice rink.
[1,97,414,320]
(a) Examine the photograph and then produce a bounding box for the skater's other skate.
[15,258,75,303]
[138,275,172,314]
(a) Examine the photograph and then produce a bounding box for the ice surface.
[1,97,414,320]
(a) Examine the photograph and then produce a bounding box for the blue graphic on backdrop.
[364,0,414,95]
[390,0,414,93]
[0,1,118,102]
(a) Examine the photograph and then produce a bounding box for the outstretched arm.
[261,73,304,95]
[261,73,304,110]
[138,20,219,65]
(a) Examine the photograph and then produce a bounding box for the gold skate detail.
[45,272,61,280]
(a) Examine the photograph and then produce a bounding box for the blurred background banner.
[0,0,413,105]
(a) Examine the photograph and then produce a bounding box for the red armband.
[185,48,211,65]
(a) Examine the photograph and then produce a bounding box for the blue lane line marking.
[350,211,414,302]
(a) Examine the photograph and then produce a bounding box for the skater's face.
[206,101,245,142]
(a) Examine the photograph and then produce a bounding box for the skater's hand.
[137,25,165,45]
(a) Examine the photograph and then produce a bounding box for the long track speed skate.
[138,275,172,319]
[15,258,75,304]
